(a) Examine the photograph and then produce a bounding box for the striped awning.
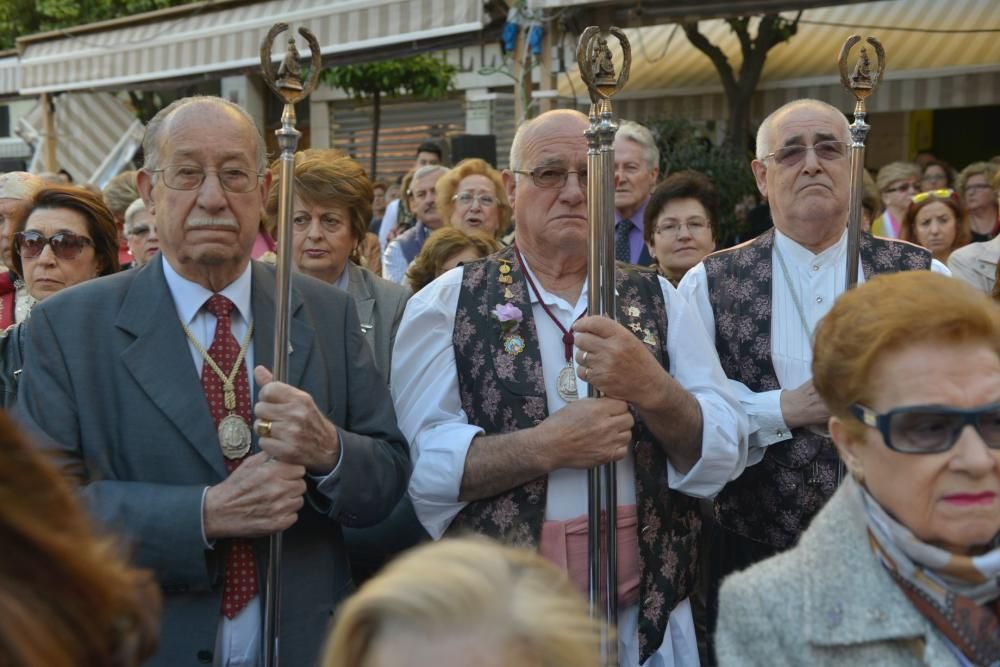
[18,0,485,95]
[558,0,1000,120]
[17,92,143,187]
[0,55,19,97]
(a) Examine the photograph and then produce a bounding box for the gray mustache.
[188,218,239,230]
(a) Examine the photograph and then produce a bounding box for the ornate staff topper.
[258,22,322,667]
[576,26,631,104]
[838,35,886,114]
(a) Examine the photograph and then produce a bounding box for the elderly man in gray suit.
[15,96,409,667]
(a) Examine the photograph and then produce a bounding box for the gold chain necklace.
[180,318,254,412]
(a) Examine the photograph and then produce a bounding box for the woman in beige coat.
[717,272,1000,666]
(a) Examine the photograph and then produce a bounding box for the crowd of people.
[0,93,996,667]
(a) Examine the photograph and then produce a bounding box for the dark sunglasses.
[15,230,95,260]
[850,402,1000,454]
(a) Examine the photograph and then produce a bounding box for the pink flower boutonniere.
[492,302,523,334]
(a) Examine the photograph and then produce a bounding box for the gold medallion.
[219,413,252,459]
[556,363,579,402]
[499,264,511,274]
[504,288,514,300]
[499,274,513,284]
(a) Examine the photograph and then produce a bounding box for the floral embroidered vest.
[449,245,701,662]
[704,229,931,549]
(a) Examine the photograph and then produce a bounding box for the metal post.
[258,24,321,667]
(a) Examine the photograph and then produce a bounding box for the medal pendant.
[556,363,579,402]
[218,414,252,459]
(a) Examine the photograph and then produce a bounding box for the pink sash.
[539,504,640,607]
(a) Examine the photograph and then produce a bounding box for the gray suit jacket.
[346,262,410,383]
[15,258,409,667]
[717,479,961,666]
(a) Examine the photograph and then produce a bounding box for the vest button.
[197,650,213,663]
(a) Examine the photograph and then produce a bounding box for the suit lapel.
[116,260,227,478]
[250,262,314,401]
[348,264,376,334]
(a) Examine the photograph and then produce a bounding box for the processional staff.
[839,35,886,291]
[576,26,630,667]
[258,24,322,667]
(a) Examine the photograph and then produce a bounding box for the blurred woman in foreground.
[406,227,500,293]
[717,271,1000,666]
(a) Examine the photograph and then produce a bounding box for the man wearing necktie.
[614,120,660,266]
[16,96,409,667]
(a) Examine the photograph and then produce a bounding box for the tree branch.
[682,21,738,97]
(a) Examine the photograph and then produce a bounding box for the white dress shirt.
[678,229,950,465]
[163,257,344,667]
[391,256,748,667]
[377,198,401,249]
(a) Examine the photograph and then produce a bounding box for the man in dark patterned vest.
[677,98,948,651]
[392,109,749,666]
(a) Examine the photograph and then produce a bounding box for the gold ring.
[581,350,589,364]
[256,419,273,438]
[583,366,590,381]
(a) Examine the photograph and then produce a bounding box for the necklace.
[772,240,814,340]
[513,245,585,402]
[181,318,255,460]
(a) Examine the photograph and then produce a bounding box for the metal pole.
[258,24,321,667]
[577,27,631,667]
[838,35,885,291]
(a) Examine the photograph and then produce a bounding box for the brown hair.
[265,152,372,265]
[813,271,1000,437]
[14,186,121,278]
[0,412,160,666]
[101,171,139,222]
[956,161,998,198]
[642,170,719,246]
[321,537,602,667]
[434,159,512,239]
[406,227,500,292]
[899,190,971,261]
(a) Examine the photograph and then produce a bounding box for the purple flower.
[493,303,523,323]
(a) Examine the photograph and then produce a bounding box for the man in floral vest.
[391,108,749,666]
[677,98,950,651]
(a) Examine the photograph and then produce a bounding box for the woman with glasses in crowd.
[122,199,160,268]
[716,271,1000,666]
[957,162,999,242]
[872,162,921,239]
[1,186,120,405]
[643,171,719,287]
[900,189,971,264]
[920,160,956,193]
[435,158,512,241]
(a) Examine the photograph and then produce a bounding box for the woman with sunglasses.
[717,271,1000,666]
[900,189,972,264]
[1,186,119,405]
[434,158,512,241]
[871,161,921,239]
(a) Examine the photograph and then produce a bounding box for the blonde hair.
[434,159,512,239]
[321,537,602,667]
[956,161,999,198]
[405,227,500,292]
[813,271,1000,436]
[875,161,921,193]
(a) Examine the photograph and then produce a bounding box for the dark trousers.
[701,525,780,666]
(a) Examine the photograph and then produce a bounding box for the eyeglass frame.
[451,191,498,208]
[911,189,957,205]
[761,140,849,167]
[512,166,587,189]
[883,181,921,195]
[654,219,712,237]
[14,229,95,260]
[849,402,1000,454]
[148,165,264,193]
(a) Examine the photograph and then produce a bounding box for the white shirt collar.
[161,255,254,325]
[773,227,848,268]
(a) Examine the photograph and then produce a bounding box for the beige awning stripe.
[19,0,484,94]
[0,56,19,97]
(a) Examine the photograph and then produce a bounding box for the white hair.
[123,198,146,233]
[142,95,268,172]
[755,99,850,161]
[615,120,660,172]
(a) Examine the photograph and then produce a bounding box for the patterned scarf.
[859,483,1000,665]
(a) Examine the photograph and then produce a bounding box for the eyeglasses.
[128,224,155,238]
[763,141,848,167]
[911,189,956,205]
[850,402,1000,454]
[884,182,920,195]
[513,166,587,189]
[965,183,993,193]
[655,219,711,237]
[452,192,497,208]
[149,165,262,193]
[15,230,94,260]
